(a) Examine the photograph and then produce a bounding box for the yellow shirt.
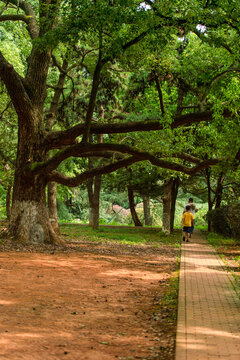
[182,212,194,227]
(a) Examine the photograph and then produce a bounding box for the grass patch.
[161,269,180,321]
[206,232,236,247]
[60,224,180,247]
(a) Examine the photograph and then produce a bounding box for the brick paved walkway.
[175,231,240,360]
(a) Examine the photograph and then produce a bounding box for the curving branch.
[46,154,218,188]
[0,14,29,22]
[200,67,240,106]
[47,156,140,187]
[30,142,161,175]
[171,152,202,164]
[0,51,33,118]
[44,109,231,150]
[28,141,219,182]
[1,0,39,38]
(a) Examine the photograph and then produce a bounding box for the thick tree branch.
[46,59,69,131]
[0,51,33,119]
[1,0,39,38]
[45,109,231,150]
[47,156,140,187]
[0,14,29,22]
[46,154,218,188]
[29,142,219,180]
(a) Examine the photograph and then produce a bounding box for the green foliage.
[1,0,240,230]
[206,232,236,248]
[0,185,7,218]
[207,203,240,240]
[57,199,74,221]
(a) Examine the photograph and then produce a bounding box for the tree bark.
[48,182,59,234]
[6,105,62,244]
[6,185,12,220]
[143,195,152,226]
[206,168,213,231]
[87,175,102,230]
[87,125,104,229]
[170,177,179,232]
[215,173,224,209]
[162,179,172,235]
[46,59,69,234]
[128,188,142,227]
[8,171,60,244]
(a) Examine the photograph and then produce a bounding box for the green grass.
[161,270,180,320]
[60,224,181,247]
[206,232,236,247]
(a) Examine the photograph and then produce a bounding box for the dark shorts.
[183,226,194,234]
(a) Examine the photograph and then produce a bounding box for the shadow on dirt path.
[0,225,178,360]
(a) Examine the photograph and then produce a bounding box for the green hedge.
[207,203,240,240]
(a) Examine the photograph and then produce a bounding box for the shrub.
[207,203,240,240]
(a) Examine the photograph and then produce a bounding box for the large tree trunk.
[7,107,61,244]
[128,188,142,227]
[143,195,152,226]
[8,174,60,244]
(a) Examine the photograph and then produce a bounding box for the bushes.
[207,203,240,240]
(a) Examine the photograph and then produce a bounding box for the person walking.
[181,205,194,242]
[183,197,198,215]
[183,198,198,237]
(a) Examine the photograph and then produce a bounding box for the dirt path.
[0,240,178,360]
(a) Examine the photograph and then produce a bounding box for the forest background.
[0,0,240,242]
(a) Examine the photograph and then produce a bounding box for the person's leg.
[182,229,186,241]
[189,226,194,238]
[186,228,190,242]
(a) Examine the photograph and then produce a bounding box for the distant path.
[175,231,240,360]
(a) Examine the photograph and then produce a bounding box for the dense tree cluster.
[0,0,239,242]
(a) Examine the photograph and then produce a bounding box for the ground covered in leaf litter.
[0,223,179,360]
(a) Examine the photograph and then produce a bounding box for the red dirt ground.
[0,237,178,360]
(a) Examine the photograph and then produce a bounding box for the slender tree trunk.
[87,175,102,230]
[6,185,12,220]
[143,195,152,226]
[206,168,213,231]
[154,74,165,115]
[48,182,59,234]
[87,114,104,229]
[128,188,142,227]
[162,179,173,235]
[215,173,224,209]
[46,60,69,234]
[170,177,179,232]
